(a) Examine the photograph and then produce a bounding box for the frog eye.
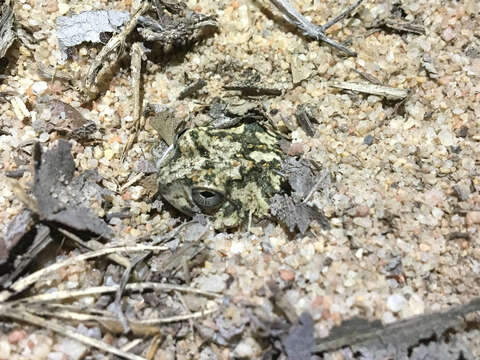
[191,188,224,212]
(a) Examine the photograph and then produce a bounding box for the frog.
[156,121,286,229]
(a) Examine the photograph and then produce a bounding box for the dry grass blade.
[57,227,132,268]
[269,0,363,56]
[122,339,145,352]
[17,282,221,304]
[114,251,151,333]
[9,245,168,295]
[330,81,409,101]
[139,308,219,324]
[146,335,163,360]
[0,307,146,360]
[4,175,38,212]
[28,307,161,336]
[121,42,146,161]
[30,306,219,335]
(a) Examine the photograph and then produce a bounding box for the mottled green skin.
[157,122,284,229]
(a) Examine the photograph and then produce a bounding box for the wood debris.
[0,0,15,58]
[331,81,409,101]
[371,17,426,35]
[269,0,363,56]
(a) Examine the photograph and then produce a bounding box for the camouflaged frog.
[156,122,286,229]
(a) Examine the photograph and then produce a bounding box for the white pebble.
[129,186,144,200]
[196,274,227,293]
[55,338,88,360]
[39,132,50,142]
[233,337,261,358]
[237,5,250,30]
[387,293,407,313]
[438,129,455,147]
[353,216,372,228]
[230,241,245,254]
[32,81,49,96]
[0,338,11,359]
[382,311,396,324]
[58,3,70,15]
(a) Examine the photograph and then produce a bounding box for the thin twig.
[114,252,151,333]
[330,81,409,101]
[175,291,195,334]
[57,227,132,269]
[140,308,219,324]
[269,0,363,56]
[146,335,164,360]
[302,174,327,204]
[322,0,363,30]
[8,245,167,296]
[122,339,145,353]
[0,307,146,360]
[27,305,216,335]
[15,282,221,304]
[37,306,219,326]
[122,42,147,161]
[83,2,150,98]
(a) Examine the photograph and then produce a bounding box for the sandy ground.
[1,0,480,358]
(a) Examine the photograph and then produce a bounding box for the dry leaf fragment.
[32,140,112,237]
[56,10,130,60]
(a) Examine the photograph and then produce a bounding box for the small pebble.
[279,269,295,281]
[456,126,468,138]
[46,0,58,13]
[233,337,261,358]
[419,243,431,252]
[363,134,374,145]
[197,274,227,293]
[8,330,27,344]
[129,186,144,201]
[382,311,396,324]
[441,27,456,42]
[287,142,305,156]
[353,216,372,228]
[452,181,471,201]
[424,188,445,207]
[58,2,70,15]
[39,132,50,142]
[0,338,11,358]
[55,338,88,360]
[104,148,115,160]
[438,129,455,146]
[387,293,407,313]
[355,205,369,217]
[449,145,461,154]
[32,81,49,96]
[466,211,480,227]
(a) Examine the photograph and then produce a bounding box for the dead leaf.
[32,140,112,237]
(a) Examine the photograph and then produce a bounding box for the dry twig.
[83,2,150,98]
[4,245,167,300]
[57,227,132,269]
[14,282,220,305]
[269,0,363,56]
[121,42,147,161]
[330,81,409,101]
[0,306,146,360]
